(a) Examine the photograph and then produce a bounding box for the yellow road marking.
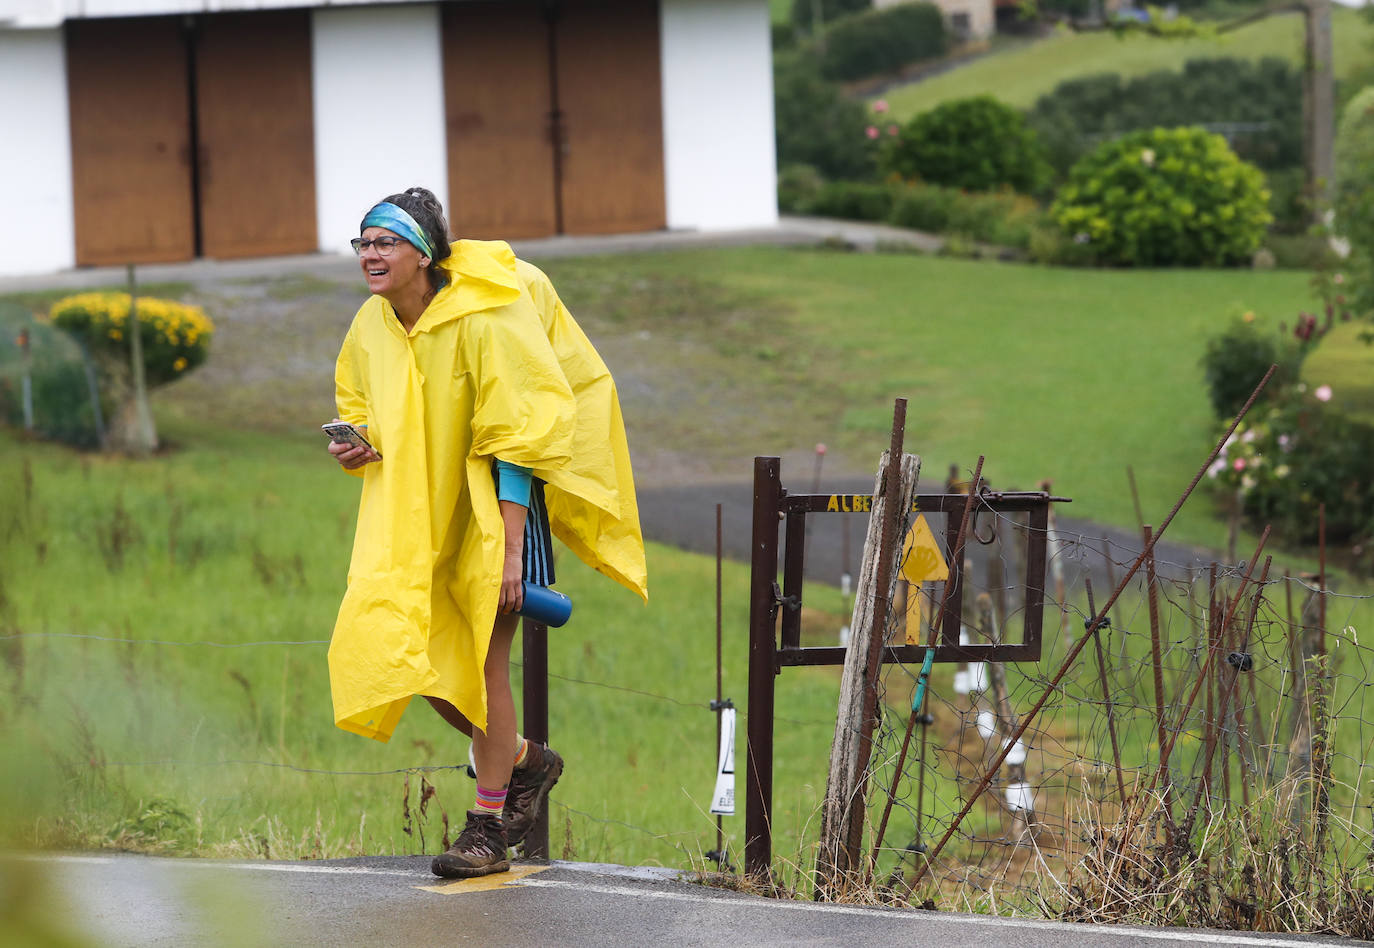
[416,864,552,894]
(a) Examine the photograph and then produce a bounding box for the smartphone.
[321,422,381,459]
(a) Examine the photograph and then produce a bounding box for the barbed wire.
[8,503,1374,931]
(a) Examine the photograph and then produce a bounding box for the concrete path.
[8,852,1363,948]
[0,216,942,294]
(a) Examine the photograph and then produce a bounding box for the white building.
[0,0,778,277]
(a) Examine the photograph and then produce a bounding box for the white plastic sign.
[710,707,736,816]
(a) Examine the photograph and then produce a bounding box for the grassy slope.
[541,248,1318,551]
[1302,318,1374,425]
[880,8,1374,119]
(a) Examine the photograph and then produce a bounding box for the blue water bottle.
[517,582,573,628]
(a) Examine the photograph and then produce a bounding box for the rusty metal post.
[745,457,782,878]
[521,618,551,858]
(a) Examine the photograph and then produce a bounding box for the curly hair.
[376,186,452,290]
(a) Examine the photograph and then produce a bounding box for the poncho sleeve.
[333,321,371,480]
[466,308,577,472]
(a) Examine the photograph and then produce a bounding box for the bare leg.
[423,695,475,737]
[471,611,520,795]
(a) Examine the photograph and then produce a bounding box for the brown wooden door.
[555,0,666,234]
[443,2,559,239]
[66,18,195,266]
[195,12,318,259]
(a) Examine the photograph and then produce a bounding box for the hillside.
[879,8,1374,117]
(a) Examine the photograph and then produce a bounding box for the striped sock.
[473,784,507,818]
[513,737,531,770]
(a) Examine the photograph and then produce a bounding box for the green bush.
[818,3,946,82]
[773,52,878,181]
[887,184,960,232]
[1209,390,1374,546]
[777,163,827,213]
[0,318,101,448]
[887,183,1044,249]
[790,0,871,35]
[807,180,897,221]
[1027,58,1304,178]
[1266,166,1309,235]
[1027,223,1100,267]
[1334,86,1374,319]
[1051,127,1272,267]
[883,96,1051,194]
[1200,317,1302,420]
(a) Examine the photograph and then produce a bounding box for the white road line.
[518,879,1350,948]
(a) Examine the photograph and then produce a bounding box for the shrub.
[773,52,878,181]
[1027,58,1304,177]
[0,319,101,448]
[48,292,213,452]
[883,96,1051,194]
[817,3,946,82]
[50,292,212,386]
[1266,166,1309,235]
[1208,389,1374,546]
[1027,223,1100,267]
[887,184,960,232]
[887,183,1045,249]
[807,180,898,221]
[790,0,872,35]
[1334,86,1374,319]
[1051,127,1272,267]
[777,163,827,213]
[1200,317,1302,420]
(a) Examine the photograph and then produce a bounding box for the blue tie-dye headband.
[360,202,435,259]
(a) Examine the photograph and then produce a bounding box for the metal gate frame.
[744,456,1063,877]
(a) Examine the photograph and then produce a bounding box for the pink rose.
[1233,458,1246,471]
[887,124,899,136]
[1315,384,1332,402]
[873,99,889,113]
[866,126,879,139]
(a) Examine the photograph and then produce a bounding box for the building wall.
[311,4,448,256]
[0,28,74,276]
[660,0,777,231]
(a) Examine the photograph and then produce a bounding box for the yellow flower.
[173,357,188,372]
[109,329,122,340]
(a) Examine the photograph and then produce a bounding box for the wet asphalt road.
[10,853,1364,948]
[636,476,1225,594]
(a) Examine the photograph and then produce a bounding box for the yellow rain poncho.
[329,239,647,742]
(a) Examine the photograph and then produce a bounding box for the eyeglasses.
[351,236,410,256]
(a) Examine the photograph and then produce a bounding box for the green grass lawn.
[879,8,1374,119]
[1302,318,1374,425]
[539,248,1324,553]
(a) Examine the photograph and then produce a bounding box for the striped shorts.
[521,478,556,586]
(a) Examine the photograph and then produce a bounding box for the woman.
[326,187,647,878]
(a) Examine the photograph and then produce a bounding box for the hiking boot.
[431,811,510,878]
[504,743,564,850]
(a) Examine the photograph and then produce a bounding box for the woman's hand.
[326,418,380,469]
[498,549,524,615]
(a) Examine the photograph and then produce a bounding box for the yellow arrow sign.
[900,515,949,584]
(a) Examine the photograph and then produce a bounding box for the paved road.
[637,476,1225,593]
[7,853,1362,948]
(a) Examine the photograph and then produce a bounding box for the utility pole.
[1303,0,1335,218]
